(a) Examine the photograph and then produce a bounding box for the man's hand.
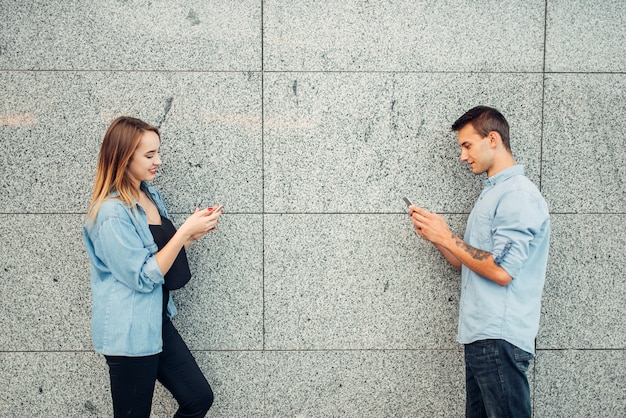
[407,205,510,284]
[409,206,452,247]
[408,205,461,270]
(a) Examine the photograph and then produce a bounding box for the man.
[409,106,550,417]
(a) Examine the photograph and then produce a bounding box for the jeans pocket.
[513,346,533,373]
[514,346,533,362]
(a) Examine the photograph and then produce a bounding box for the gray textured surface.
[0,215,91,351]
[172,214,264,351]
[264,350,466,417]
[534,350,626,418]
[539,214,626,349]
[0,351,266,417]
[264,214,461,350]
[0,352,110,417]
[264,72,543,213]
[545,0,626,72]
[542,74,626,213]
[1,0,624,416]
[0,1,261,71]
[0,71,262,214]
[264,0,545,72]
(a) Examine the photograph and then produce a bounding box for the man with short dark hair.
[408,106,550,417]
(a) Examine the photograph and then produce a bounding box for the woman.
[83,116,221,417]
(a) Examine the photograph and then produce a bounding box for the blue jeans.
[105,319,213,418]
[464,339,533,418]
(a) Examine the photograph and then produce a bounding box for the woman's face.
[126,130,161,188]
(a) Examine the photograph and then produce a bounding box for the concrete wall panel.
[0,1,261,71]
[1,0,624,416]
[542,74,626,213]
[534,350,626,417]
[546,0,626,72]
[539,214,626,349]
[264,72,543,213]
[264,0,545,72]
[0,71,262,214]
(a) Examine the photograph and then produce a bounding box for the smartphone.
[403,197,413,207]
[210,202,226,212]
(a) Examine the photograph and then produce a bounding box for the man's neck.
[487,154,516,178]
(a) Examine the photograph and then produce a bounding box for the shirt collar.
[485,165,524,187]
[138,181,160,206]
[108,182,155,207]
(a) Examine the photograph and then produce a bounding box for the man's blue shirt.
[458,165,550,355]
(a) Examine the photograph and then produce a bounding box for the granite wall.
[1,1,624,417]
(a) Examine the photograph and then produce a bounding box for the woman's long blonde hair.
[87,116,160,222]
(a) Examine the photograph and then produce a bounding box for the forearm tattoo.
[453,234,490,261]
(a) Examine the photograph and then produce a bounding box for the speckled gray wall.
[0,1,624,417]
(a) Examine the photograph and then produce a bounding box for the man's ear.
[487,131,502,149]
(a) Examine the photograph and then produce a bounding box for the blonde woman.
[83,116,220,417]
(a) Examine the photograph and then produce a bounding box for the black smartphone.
[403,197,413,207]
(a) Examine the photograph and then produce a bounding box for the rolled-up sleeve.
[491,191,546,279]
[93,214,164,292]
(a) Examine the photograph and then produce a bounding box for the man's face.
[457,123,494,175]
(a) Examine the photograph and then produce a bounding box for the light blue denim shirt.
[457,165,550,355]
[83,182,177,356]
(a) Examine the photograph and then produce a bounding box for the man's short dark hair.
[451,106,511,152]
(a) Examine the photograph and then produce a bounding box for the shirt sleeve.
[93,213,164,293]
[491,190,548,279]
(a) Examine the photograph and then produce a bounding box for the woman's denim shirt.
[83,182,177,356]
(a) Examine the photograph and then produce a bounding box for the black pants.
[105,319,213,418]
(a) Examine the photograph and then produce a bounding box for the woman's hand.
[155,205,223,274]
[182,205,223,249]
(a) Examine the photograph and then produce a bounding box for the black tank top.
[149,215,192,318]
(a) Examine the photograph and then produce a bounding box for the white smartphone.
[209,202,226,212]
[403,197,413,207]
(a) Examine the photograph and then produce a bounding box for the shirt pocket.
[472,213,493,249]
